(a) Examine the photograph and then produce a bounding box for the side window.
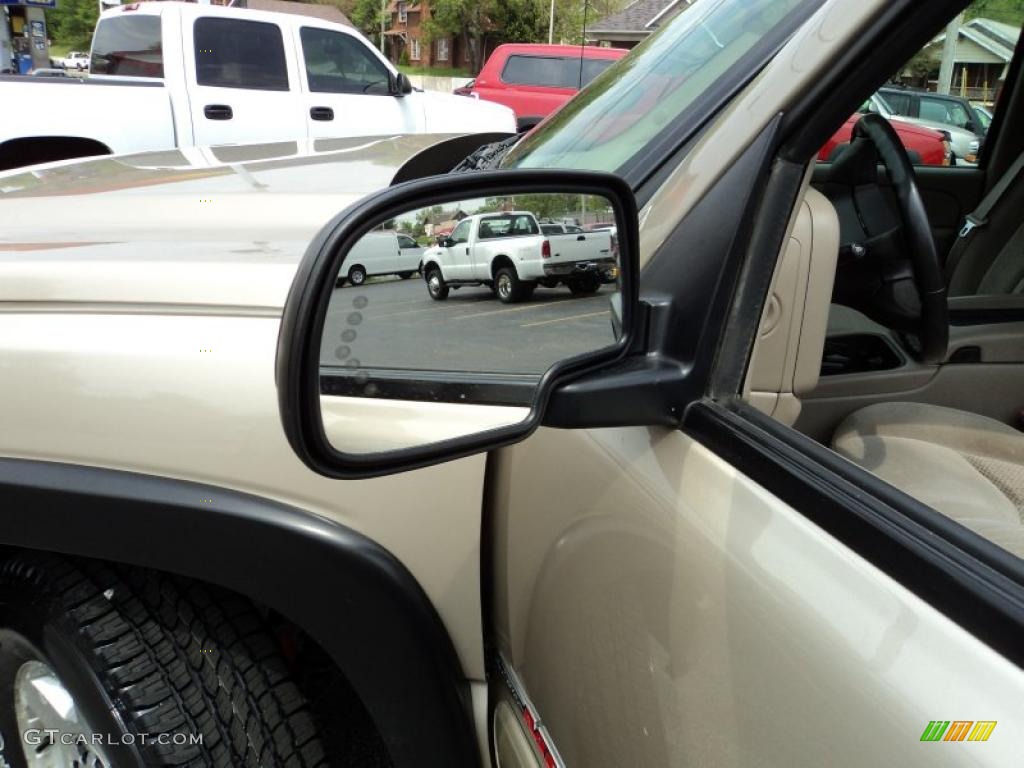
[512,215,539,235]
[300,27,391,95]
[580,57,616,87]
[90,16,163,77]
[194,17,289,91]
[398,234,417,248]
[449,220,471,244]
[882,91,912,115]
[501,55,570,88]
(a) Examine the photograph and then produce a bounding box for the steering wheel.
[851,114,948,364]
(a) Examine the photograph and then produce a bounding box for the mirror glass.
[318,191,623,454]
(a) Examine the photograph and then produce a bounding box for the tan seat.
[833,402,1024,557]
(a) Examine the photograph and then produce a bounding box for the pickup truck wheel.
[568,277,601,295]
[0,552,329,768]
[348,265,367,286]
[495,266,533,304]
[425,267,449,300]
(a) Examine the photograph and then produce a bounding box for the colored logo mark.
[921,721,996,742]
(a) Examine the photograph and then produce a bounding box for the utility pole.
[937,13,962,95]
[549,0,555,44]
[381,0,386,52]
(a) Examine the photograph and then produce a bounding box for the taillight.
[942,139,952,166]
[542,239,551,258]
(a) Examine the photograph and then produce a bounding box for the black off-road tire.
[425,266,449,300]
[0,552,329,768]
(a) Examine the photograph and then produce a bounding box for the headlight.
[969,139,980,152]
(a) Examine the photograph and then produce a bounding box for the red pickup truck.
[456,43,628,132]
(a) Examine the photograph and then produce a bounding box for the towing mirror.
[276,170,638,479]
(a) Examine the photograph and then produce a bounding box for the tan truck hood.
[0,135,453,312]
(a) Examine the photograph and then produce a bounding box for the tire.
[425,266,449,300]
[348,265,367,286]
[568,277,600,295]
[398,271,414,280]
[494,266,534,304]
[0,552,328,768]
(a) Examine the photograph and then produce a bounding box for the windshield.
[504,0,811,173]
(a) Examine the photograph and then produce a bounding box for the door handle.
[577,235,586,241]
[310,106,334,121]
[203,104,233,120]
[465,248,470,255]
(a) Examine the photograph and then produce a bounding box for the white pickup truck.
[0,1,514,171]
[421,211,616,303]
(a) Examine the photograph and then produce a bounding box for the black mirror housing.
[392,72,413,96]
[276,170,640,480]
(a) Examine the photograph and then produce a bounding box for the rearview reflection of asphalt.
[320,276,616,374]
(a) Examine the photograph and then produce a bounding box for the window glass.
[505,0,809,172]
[194,17,288,91]
[301,27,391,94]
[541,224,564,235]
[920,97,971,129]
[449,220,471,244]
[882,91,912,115]
[90,16,163,77]
[398,234,417,248]
[501,55,614,89]
[479,214,540,238]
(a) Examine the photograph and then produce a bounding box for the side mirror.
[276,170,639,479]
[438,236,454,248]
[392,72,413,96]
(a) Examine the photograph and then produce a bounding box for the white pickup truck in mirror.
[314,190,624,457]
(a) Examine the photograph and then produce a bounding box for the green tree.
[350,0,389,43]
[47,0,100,50]
[965,0,1024,25]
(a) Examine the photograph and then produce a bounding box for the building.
[382,0,495,71]
[586,0,691,50]
[917,17,1021,100]
[1,0,54,74]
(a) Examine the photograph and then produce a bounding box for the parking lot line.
[452,296,604,320]
[521,310,609,328]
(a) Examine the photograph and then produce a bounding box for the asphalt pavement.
[320,275,617,375]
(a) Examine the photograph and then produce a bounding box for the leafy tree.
[350,0,389,42]
[965,0,1024,25]
[47,0,100,50]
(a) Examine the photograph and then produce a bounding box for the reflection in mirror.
[318,192,623,454]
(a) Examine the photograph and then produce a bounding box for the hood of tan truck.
[0,135,459,312]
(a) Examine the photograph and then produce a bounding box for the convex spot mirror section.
[277,171,639,479]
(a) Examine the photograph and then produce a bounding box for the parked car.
[880,85,991,137]
[866,91,980,163]
[420,210,614,302]
[0,1,514,171]
[457,43,628,131]
[335,230,421,286]
[57,51,90,70]
[28,67,68,78]
[820,112,951,165]
[1,1,1022,767]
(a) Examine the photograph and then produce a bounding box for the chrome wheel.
[15,660,112,767]
[497,274,512,300]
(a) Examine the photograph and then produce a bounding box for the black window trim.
[193,16,290,93]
